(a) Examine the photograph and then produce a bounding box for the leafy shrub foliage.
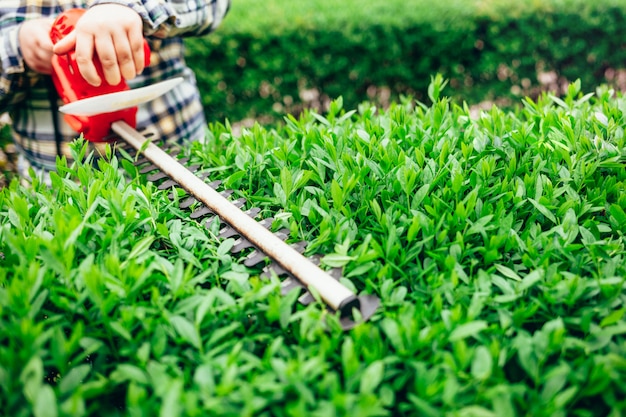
[1,79,626,415]
[188,0,626,123]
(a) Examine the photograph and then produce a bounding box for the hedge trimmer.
[50,9,379,329]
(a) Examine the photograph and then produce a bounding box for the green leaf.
[170,315,201,349]
[494,264,521,282]
[160,379,183,417]
[359,360,384,393]
[412,183,430,209]
[449,321,488,342]
[28,289,48,320]
[20,357,44,403]
[600,308,626,328]
[217,238,235,258]
[321,253,355,268]
[528,198,556,224]
[126,236,155,261]
[609,204,626,227]
[109,321,132,342]
[34,385,58,417]
[408,394,441,417]
[330,179,343,209]
[111,364,149,385]
[59,365,91,395]
[471,346,493,381]
[455,406,496,417]
[206,322,242,347]
[406,215,421,243]
[518,268,544,292]
[428,73,448,102]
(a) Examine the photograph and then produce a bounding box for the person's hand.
[19,18,55,74]
[53,4,146,87]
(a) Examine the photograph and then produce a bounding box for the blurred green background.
[185,0,626,123]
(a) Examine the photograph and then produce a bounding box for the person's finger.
[128,23,145,75]
[111,32,136,81]
[52,30,77,55]
[93,34,122,86]
[35,48,54,74]
[75,34,101,86]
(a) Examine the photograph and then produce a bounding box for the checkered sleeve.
[90,0,230,38]
[0,3,29,113]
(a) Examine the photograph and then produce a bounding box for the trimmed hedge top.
[1,78,626,415]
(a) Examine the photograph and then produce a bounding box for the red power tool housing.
[49,8,150,142]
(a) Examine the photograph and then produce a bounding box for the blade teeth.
[190,206,214,219]
[179,196,198,209]
[257,240,307,278]
[298,292,315,305]
[147,171,169,182]
[175,178,220,207]
[243,250,267,267]
[262,263,287,280]
[139,164,159,174]
[158,179,178,190]
[294,254,339,306]
[291,241,308,253]
[133,156,149,166]
[204,217,218,230]
[338,295,381,331]
[158,144,175,153]
[258,217,274,229]
[231,238,254,253]
[329,267,343,280]
[203,201,257,230]
[134,151,382,325]
[168,189,187,201]
[186,190,234,218]
[308,253,342,279]
[218,210,262,239]
[168,170,208,201]
[273,228,290,241]
[280,277,305,293]
[154,158,190,190]
[245,207,261,218]
[188,180,222,207]
[242,232,301,269]
[216,208,264,252]
[232,197,247,208]
[219,226,239,239]
[186,164,201,173]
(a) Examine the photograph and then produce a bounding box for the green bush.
[1,79,626,415]
[187,0,626,123]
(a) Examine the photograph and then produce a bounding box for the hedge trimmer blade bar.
[113,121,380,330]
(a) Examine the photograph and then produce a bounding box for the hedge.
[1,77,626,415]
[186,0,626,123]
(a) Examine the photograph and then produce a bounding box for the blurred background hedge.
[185,0,626,124]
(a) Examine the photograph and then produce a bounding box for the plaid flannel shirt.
[0,0,229,176]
